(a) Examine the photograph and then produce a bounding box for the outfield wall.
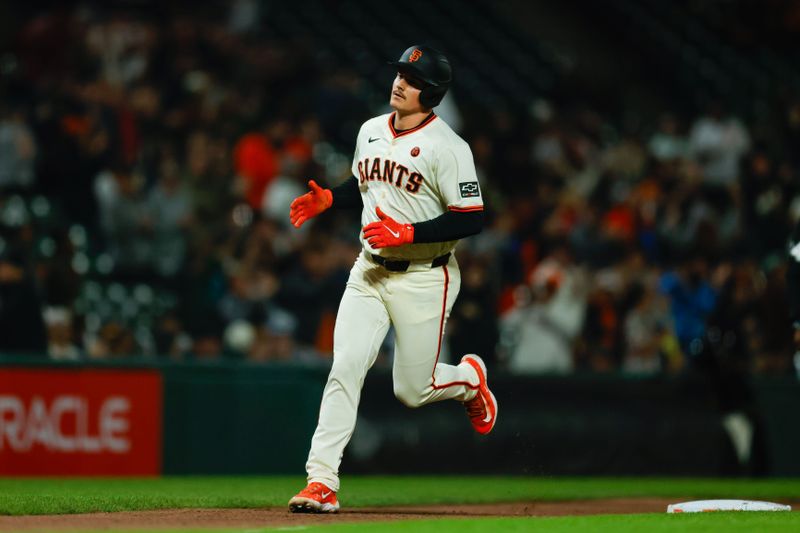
[1,357,798,476]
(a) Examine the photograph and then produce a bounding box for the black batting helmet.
[388,45,452,109]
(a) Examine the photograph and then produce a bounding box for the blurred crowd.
[0,2,798,378]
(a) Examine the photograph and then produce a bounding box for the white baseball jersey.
[304,113,489,493]
[350,112,483,261]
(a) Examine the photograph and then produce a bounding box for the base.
[667,499,792,513]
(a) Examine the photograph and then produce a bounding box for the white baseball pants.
[305,251,479,491]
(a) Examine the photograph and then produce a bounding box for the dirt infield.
[0,498,681,531]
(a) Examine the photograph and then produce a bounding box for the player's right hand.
[290,180,333,228]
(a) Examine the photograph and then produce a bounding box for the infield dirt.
[0,498,691,531]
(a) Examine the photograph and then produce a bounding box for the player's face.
[390,71,426,113]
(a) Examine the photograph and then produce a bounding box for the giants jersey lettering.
[350,112,483,260]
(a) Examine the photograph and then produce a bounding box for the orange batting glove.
[290,180,333,228]
[362,207,414,248]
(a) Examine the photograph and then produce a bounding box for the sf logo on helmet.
[409,49,423,62]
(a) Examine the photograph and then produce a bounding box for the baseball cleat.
[461,354,498,435]
[288,482,340,513]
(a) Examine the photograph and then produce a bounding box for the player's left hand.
[362,207,414,248]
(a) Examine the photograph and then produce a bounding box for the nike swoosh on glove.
[362,207,414,248]
[290,180,333,228]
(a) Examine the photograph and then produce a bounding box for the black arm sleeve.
[329,177,362,209]
[412,210,484,243]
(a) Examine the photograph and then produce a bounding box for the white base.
[667,499,792,513]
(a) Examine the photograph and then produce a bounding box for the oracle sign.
[0,369,162,475]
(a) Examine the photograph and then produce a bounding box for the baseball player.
[287,45,497,513]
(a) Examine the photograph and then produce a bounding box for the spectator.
[501,254,587,374]
[94,164,152,276]
[787,218,800,362]
[187,315,224,360]
[740,150,794,257]
[44,307,82,360]
[688,102,751,188]
[622,282,678,374]
[276,238,346,350]
[262,154,308,227]
[248,308,301,362]
[39,228,81,308]
[185,132,238,240]
[0,107,37,190]
[648,113,687,162]
[87,321,137,358]
[0,245,47,356]
[146,155,193,277]
[176,236,227,340]
[234,124,279,210]
[580,285,620,372]
[659,254,718,360]
[447,259,500,370]
[755,258,793,374]
[153,312,192,359]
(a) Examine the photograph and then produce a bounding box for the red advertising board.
[0,368,162,476]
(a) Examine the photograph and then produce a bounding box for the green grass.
[0,476,799,515]
[275,513,800,533]
[79,513,800,533]
[275,513,799,533]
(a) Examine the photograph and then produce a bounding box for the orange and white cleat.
[288,482,340,513]
[461,354,498,435]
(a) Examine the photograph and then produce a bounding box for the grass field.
[0,476,798,532]
[81,515,800,533]
[237,513,800,533]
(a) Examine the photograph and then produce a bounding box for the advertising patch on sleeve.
[459,182,480,198]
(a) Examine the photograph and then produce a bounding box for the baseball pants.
[305,251,479,491]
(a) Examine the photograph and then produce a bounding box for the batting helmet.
[388,45,452,109]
